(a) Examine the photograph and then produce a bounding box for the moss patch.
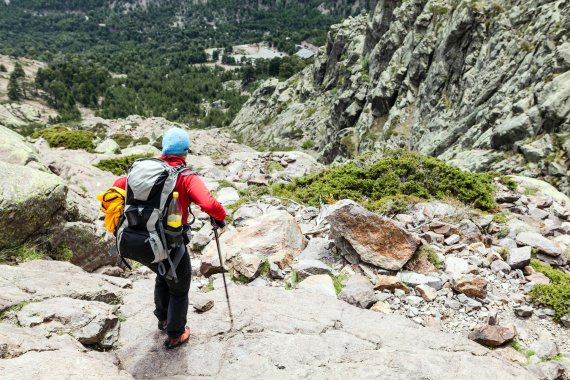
[111,133,134,149]
[529,259,570,322]
[0,244,44,263]
[32,126,95,151]
[0,301,29,319]
[94,153,153,175]
[272,150,497,210]
[331,273,348,295]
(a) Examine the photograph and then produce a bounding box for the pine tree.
[7,72,22,101]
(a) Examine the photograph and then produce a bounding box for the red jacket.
[113,155,226,223]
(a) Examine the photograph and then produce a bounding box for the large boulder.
[0,161,66,249]
[16,297,119,347]
[200,211,306,275]
[117,281,535,379]
[327,204,420,270]
[0,125,45,170]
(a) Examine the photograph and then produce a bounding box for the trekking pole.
[213,225,234,327]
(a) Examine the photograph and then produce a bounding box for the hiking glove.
[210,217,226,230]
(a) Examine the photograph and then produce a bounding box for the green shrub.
[53,244,73,261]
[94,153,153,175]
[529,259,570,322]
[369,195,421,215]
[493,213,508,224]
[302,139,315,149]
[331,273,348,295]
[133,137,150,145]
[0,244,44,262]
[264,160,285,173]
[272,150,497,210]
[32,126,95,151]
[111,133,134,149]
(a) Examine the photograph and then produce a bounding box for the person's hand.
[210,217,226,230]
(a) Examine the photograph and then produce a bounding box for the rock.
[490,260,511,274]
[507,246,532,270]
[0,161,67,249]
[294,259,333,281]
[216,187,240,206]
[247,175,270,186]
[269,262,285,279]
[537,308,556,319]
[0,260,121,312]
[201,211,306,273]
[445,257,469,278]
[193,298,215,313]
[116,284,534,379]
[0,125,45,170]
[526,272,551,285]
[451,275,487,298]
[232,204,263,227]
[560,316,570,327]
[338,274,376,309]
[520,135,553,163]
[374,275,409,293]
[530,338,559,360]
[233,253,262,279]
[514,305,533,318]
[516,232,563,257]
[444,234,461,245]
[494,346,527,366]
[468,324,517,347]
[397,271,443,290]
[415,285,437,302]
[370,300,391,314]
[527,362,566,380]
[327,204,419,270]
[16,297,118,347]
[249,277,267,287]
[297,238,334,261]
[458,220,483,244]
[94,139,121,154]
[297,274,337,297]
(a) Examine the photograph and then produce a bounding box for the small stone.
[507,246,531,270]
[370,301,391,314]
[526,272,550,285]
[514,305,533,318]
[537,308,556,319]
[406,296,423,306]
[490,260,511,274]
[269,262,285,279]
[193,298,214,313]
[297,274,337,297]
[530,338,559,360]
[445,299,461,310]
[338,274,377,309]
[416,284,437,302]
[560,316,570,327]
[527,362,566,380]
[468,324,517,347]
[374,275,410,293]
[452,275,488,298]
[394,289,406,298]
[516,232,563,257]
[445,234,461,245]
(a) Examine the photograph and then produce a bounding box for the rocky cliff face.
[231,0,570,194]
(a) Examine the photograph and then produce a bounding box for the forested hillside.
[0,0,367,126]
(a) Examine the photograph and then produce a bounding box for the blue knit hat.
[162,127,190,155]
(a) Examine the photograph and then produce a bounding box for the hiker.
[111,127,226,348]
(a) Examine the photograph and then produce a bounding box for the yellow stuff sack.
[96,186,126,234]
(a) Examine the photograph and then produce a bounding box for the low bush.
[94,153,153,175]
[32,126,95,151]
[111,133,134,149]
[272,150,497,210]
[529,259,570,322]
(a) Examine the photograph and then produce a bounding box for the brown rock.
[428,221,458,236]
[405,255,437,274]
[247,175,269,186]
[233,253,262,279]
[452,275,488,298]
[370,301,391,314]
[327,204,420,270]
[468,324,517,347]
[526,272,551,285]
[494,346,527,365]
[374,275,409,293]
[416,284,438,302]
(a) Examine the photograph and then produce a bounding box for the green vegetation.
[0,63,6,72]
[511,340,536,359]
[273,151,498,210]
[499,247,509,261]
[497,227,510,239]
[302,139,315,149]
[94,153,153,175]
[133,137,150,146]
[331,273,348,295]
[0,244,44,263]
[260,259,270,277]
[8,63,26,101]
[32,126,95,151]
[111,133,133,149]
[498,175,517,191]
[523,187,539,196]
[370,195,422,215]
[54,245,73,262]
[264,160,285,173]
[492,213,508,224]
[529,259,570,322]
[0,301,30,320]
[408,245,445,270]
[205,282,215,292]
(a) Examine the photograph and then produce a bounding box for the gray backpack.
[116,158,191,281]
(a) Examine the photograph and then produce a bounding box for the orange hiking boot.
[164,327,190,349]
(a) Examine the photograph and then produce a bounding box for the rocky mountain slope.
[1,111,570,378]
[231,0,570,195]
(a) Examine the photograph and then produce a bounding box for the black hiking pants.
[149,245,191,338]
